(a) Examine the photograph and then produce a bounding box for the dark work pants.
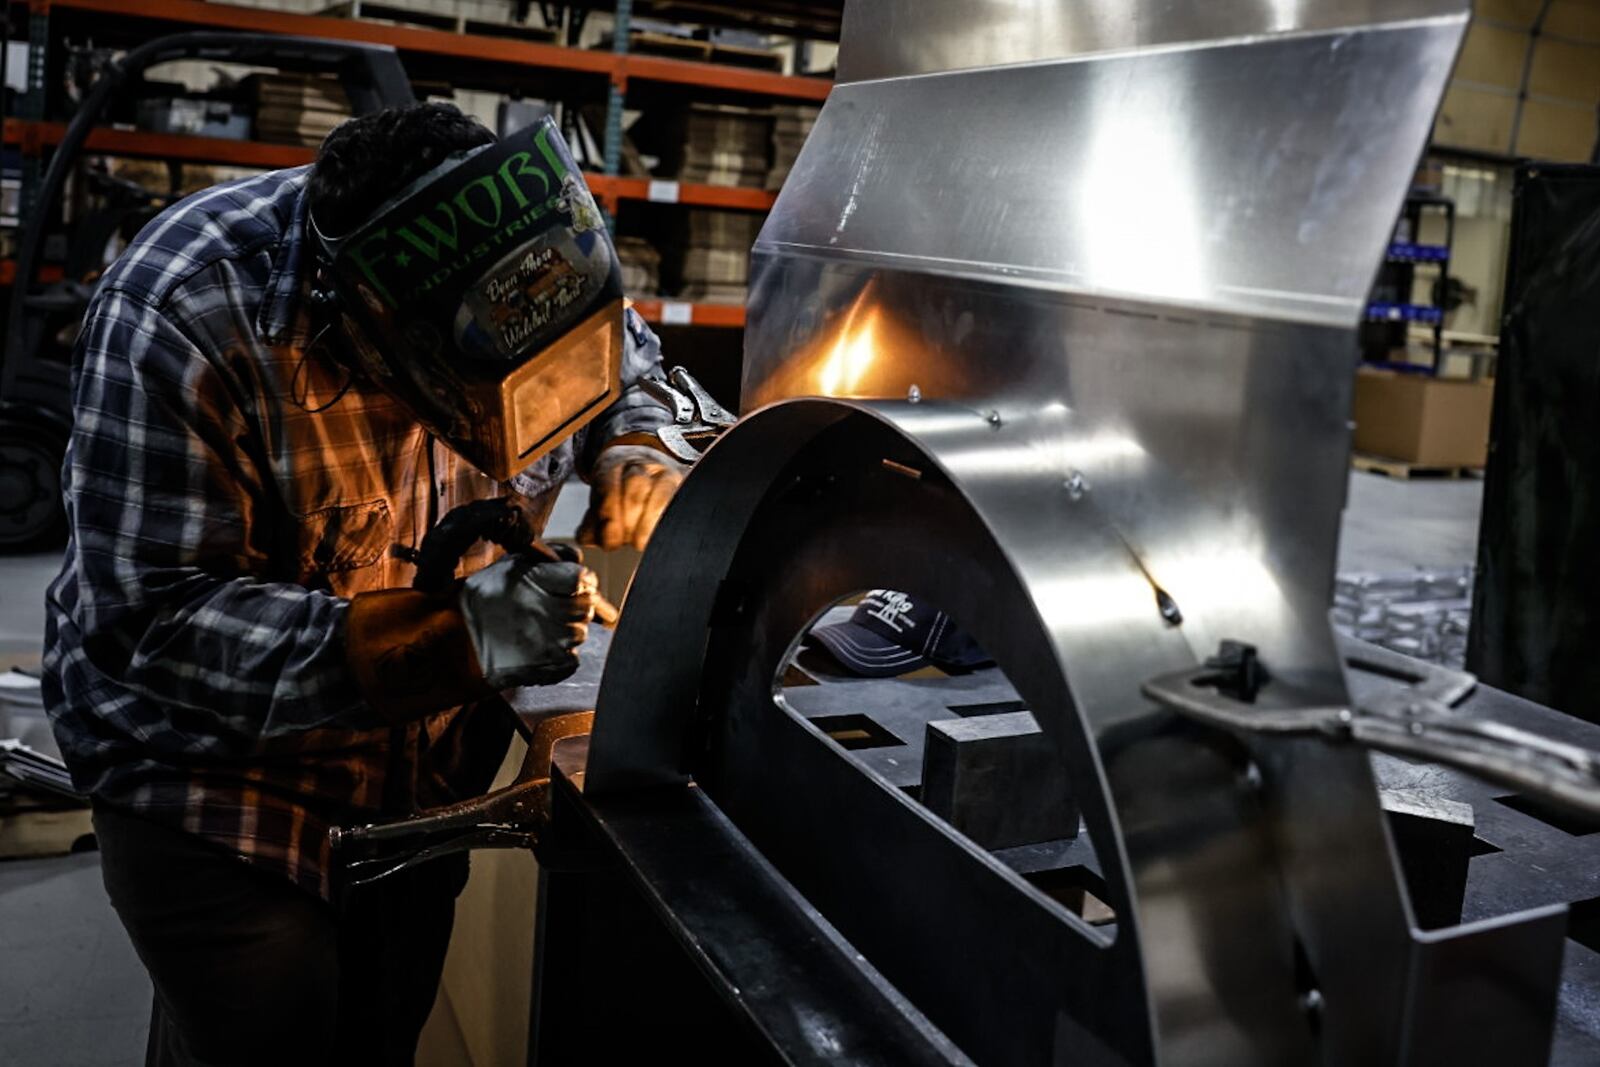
[92,801,467,1067]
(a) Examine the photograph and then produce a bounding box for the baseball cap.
[806,590,994,678]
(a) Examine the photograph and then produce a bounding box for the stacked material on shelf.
[0,740,78,801]
[136,96,252,141]
[617,236,662,298]
[0,668,50,755]
[0,668,74,792]
[320,0,557,42]
[112,158,258,200]
[675,208,762,304]
[1331,567,1474,668]
[678,104,774,188]
[600,29,782,72]
[248,73,352,148]
[0,670,87,858]
[767,104,820,190]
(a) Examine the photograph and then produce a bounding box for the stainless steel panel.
[840,0,1468,83]
[746,267,1360,690]
[758,21,1464,331]
[588,0,1487,1062]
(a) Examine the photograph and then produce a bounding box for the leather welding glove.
[575,444,689,552]
[458,554,598,690]
[345,555,596,723]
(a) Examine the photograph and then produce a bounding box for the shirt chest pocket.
[291,499,395,590]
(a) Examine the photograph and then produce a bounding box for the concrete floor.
[0,854,148,1066]
[0,470,1487,1066]
[1337,468,1484,574]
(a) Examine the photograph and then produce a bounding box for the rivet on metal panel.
[1064,471,1090,501]
[907,384,922,404]
[985,410,1002,429]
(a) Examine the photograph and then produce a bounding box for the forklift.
[0,32,414,549]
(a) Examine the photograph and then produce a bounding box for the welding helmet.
[311,116,625,481]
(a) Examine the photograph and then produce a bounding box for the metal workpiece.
[589,399,1408,1064]
[564,1,1580,1063]
[536,747,978,1067]
[921,711,1081,851]
[754,17,1465,333]
[837,0,1472,83]
[703,0,1475,1059]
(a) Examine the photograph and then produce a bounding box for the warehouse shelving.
[629,297,745,327]
[10,0,831,101]
[0,260,61,285]
[1385,242,1450,264]
[0,118,780,213]
[4,118,315,169]
[2,0,828,330]
[1362,194,1456,372]
[560,0,842,39]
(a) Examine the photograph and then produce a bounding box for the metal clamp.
[329,709,592,886]
[1143,640,1600,819]
[640,366,736,464]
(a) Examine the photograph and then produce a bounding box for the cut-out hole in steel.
[809,713,906,751]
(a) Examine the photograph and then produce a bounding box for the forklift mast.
[0,32,413,549]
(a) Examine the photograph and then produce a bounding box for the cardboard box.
[1352,369,1496,468]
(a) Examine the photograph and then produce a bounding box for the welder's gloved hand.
[576,444,688,551]
[458,554,598,690]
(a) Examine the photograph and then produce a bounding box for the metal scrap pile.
[0,669,77,801]
[1332,567,1474,668]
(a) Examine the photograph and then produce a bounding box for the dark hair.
[308,102,495,235]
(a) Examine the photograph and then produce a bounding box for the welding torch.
[396,495,620,626]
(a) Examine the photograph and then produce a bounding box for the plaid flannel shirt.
[42,166,671,899]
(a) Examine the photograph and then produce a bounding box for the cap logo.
[864,590,916,634]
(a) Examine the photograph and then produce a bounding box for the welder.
[41,103,688,1065]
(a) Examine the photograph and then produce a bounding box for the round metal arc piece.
[587,398,1403,1066]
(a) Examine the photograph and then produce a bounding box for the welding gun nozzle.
[592,593,621,628]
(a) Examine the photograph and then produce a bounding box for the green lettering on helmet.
[345,229,396,307]
[455,174,505,229]
[534,124,571,182]
[497,151,551,210]
[395,202,460,263]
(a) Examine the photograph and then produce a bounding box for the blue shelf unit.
[1362,192,1456,374]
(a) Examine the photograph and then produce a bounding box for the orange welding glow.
[749,280,967,407]
[815,306,883,397]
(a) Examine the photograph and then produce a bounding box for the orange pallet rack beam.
[4,119,317,168]
[2,121,778,210]
[630,299,747,328]
[600,177,776,212]
[36,0,830,101]
[0,260,65,285]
